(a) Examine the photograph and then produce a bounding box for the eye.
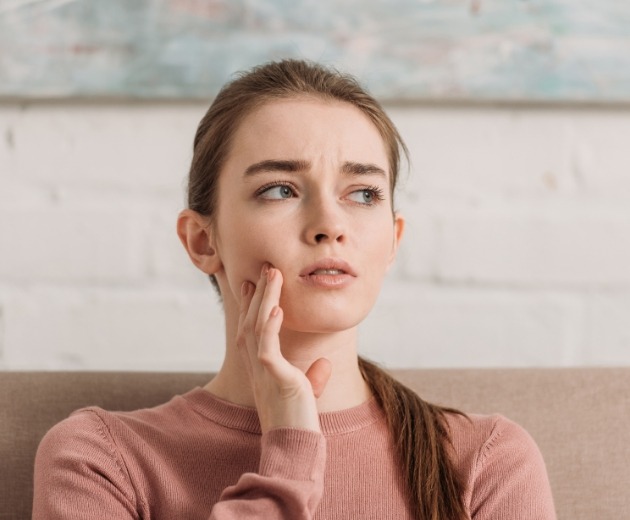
[347,186,385,205]
[258,184,295,200]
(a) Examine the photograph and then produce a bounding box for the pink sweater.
[33,387,556,519]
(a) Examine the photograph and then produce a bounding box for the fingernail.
[261,263,269,277]
[241,281,249,296]
[270,306,280,318]
[267,267,275,281]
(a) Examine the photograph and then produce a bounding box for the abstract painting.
[1,0,629,102]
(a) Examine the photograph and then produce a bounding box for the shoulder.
[34,395,199,517]
[38,399,165,459]
[33,408,140,516]
[37,406,123,466]
[444,412,548,481]
[37,392,201,462]
[35,393,186,478]
[35,406,141,487]
[446,413,542,469]
[444,413,556,519]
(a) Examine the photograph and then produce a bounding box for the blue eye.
[348,187,384,205]
[259,184,295,200]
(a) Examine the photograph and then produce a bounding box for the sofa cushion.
[1,368,628,519]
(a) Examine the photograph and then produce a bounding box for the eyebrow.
[341,161,387,178]
[244,159,310,176]
[244,159,387,178]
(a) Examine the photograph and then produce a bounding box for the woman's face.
[211,97,404,333]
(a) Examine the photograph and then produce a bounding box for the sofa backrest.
[1,368,628,519]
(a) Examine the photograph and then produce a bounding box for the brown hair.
[186,59,467,519]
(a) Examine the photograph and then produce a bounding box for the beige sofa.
[1,368,628,519]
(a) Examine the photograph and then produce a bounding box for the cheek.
[217,216,285,283]
[359,218,396,264]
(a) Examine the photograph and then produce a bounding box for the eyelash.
[255,181,386,206]
[255,181,297,199]
[360,185,386,205]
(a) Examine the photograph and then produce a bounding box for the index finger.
[256,267,283,335]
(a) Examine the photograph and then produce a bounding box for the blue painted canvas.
[1,0,629,101]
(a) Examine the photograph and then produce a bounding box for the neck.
[205,308,371,412]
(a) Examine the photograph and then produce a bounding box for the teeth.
[312,269,344,275]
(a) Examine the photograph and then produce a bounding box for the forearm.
[210,428,326,520]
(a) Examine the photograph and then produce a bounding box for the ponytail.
[358,357,468,520]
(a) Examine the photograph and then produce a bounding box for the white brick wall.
[1,102,629,370]
[3,288,225,371]
[436,206,630,287]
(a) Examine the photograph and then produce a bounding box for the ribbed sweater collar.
[182,387,383,436]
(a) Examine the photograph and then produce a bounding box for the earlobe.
[176,209,223,274]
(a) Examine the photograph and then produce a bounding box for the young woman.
[33,59,556,519]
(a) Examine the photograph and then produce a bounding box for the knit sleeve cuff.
[259,428,326,482]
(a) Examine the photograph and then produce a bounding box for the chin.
[281,302,370,335]
[276,283,381,333]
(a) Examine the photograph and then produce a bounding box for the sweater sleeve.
[32,411,139,520]
[32,411,326,520]
[470,416,557,520]
[210,428,326,519]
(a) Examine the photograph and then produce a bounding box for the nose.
[303,196,346,245]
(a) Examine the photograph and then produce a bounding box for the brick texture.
[1,103,630,370]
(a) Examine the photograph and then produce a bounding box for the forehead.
[226,97,390,173]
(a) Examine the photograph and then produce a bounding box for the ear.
[176,209,222,275]
[387,212,405,270]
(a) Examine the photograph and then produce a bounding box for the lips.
[312,268,345,275]
[299,258,357,278]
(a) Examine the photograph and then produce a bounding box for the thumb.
[305,358,332,399]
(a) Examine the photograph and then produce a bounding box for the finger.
[257,306,296,383]
[242,264,270,368]
[257,305,283,365]
[305,358,333,398]
[255,269,286,373]
[238,280,255,325]
[255,267,283,337]
[246,264,270,335]
[236,281,255,376]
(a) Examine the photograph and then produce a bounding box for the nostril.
[315,233,327,243]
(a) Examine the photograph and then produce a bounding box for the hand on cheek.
[236,264,332,434]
